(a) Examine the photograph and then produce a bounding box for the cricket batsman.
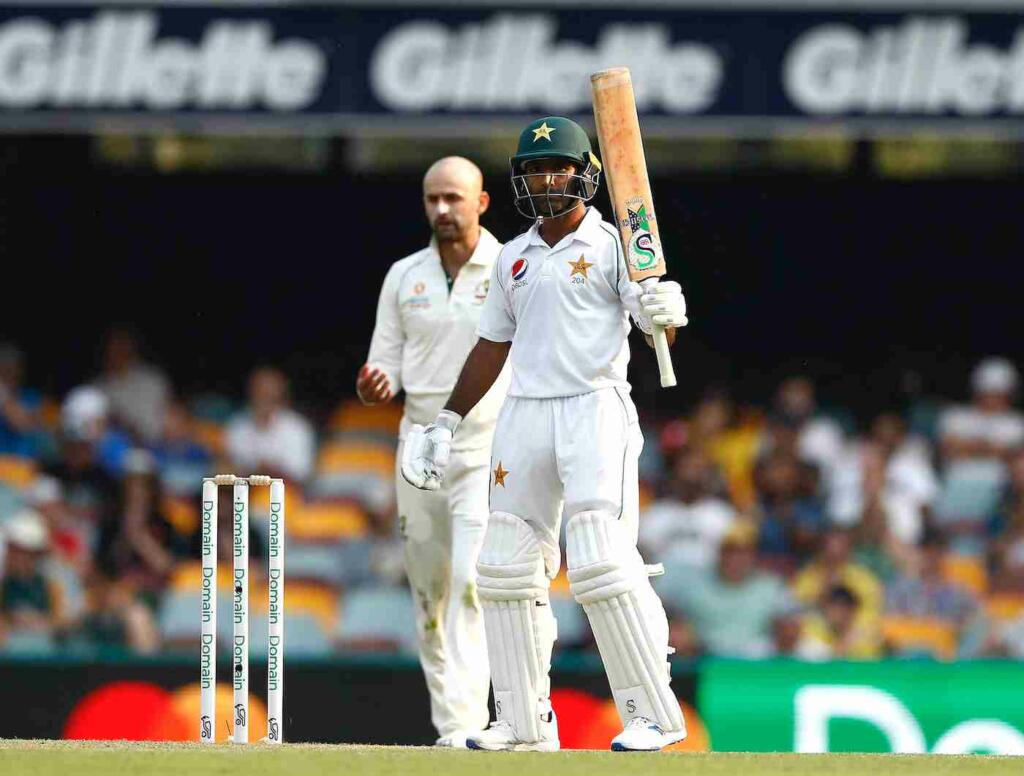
[358,157,508,747]
[402,118,689,751]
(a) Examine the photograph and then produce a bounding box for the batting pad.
[476,511,556,743]
[566,510,685,734]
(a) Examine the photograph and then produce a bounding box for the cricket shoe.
[466,715,559,752]
[610,717,686,752]
[435,731,471,748]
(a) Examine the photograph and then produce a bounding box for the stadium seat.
[163,495,198,536]
[882,615,957,660]
[317,441,395,478]
[986,593,1024,623]
[328,400,402,435]
[307,472,392,510]
[336,586,417,653]
[190,419,226,457]
[249,611,330,657]
[288,500,369,542]
[1,629,57,656]
[0,455,38,489]
[943,554,988,597]
[249,579,338,633]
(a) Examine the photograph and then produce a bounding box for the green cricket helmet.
[510,116,602,220]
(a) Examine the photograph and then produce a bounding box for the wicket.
[200,474,285,744]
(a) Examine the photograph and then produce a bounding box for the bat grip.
[652,325,677,388]
[639,277,677,388]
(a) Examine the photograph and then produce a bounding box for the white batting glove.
[400,410,462,491]
[634,280,688,334]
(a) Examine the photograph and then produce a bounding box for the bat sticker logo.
[511,258,529,281]
[628,231,660,271]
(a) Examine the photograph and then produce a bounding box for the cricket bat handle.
[640,277,677,388]
[652,325,676,388]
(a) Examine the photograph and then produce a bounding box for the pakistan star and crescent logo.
[532,122,555,142]
[493,462,509,487]
[568,255,594,279]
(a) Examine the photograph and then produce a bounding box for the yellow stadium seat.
[329,400,402,434]
[882,616,957,660]
[943,554,988,597]
[289,500,368,541]
[250,580,338,632]
[170,561,235,593]
[191,420,225,457]
[317,442,394,478]
[986,593,1024,623]
[551,568,572,596]
[0,455,38,489]
[163,496,198,536]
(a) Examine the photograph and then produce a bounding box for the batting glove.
[400,410,462,491]
[634,280,688,334]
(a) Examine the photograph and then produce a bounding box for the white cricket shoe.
[611,717,686,752]
[435,731,471,748]
[466,716,560,752]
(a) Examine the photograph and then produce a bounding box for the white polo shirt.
[477,207,643,399]
[367,228,509,451]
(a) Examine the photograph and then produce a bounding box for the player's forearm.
[444,338,511,418]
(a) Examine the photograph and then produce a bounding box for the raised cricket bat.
[591,67,676,388]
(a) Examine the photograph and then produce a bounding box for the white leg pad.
[476,511,556,743]
[566,510,685,734]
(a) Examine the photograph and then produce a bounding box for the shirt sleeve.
[606,232,648,332]
[366,263,406,395]
[476,252,516,342]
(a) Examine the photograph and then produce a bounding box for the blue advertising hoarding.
[0,4,1021,133]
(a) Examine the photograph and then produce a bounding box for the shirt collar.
[525,206,605,249]
[429,227,499,266]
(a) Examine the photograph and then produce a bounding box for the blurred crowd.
[1,328,1023,663]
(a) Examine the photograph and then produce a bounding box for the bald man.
[357,157,509,747]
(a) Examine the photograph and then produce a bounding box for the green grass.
[0,740,1020,776]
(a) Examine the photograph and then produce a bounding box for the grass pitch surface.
[0,740,1020,776]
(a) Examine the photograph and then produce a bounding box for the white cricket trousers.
[487,386,643,576]
[395,442,491,737]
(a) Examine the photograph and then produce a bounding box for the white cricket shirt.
[477,207,644,399]
[367,228,509,450]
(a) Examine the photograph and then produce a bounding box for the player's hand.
[400,410,462,491]
[356,364,392,405]
[640,280,688,329]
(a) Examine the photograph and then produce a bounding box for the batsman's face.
[521,158,578,214]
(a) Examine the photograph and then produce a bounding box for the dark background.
[1,135,1020,421]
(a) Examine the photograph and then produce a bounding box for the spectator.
[26,476,92,575]
[0,343,45,457]
[226,367,315,483]
[0,510,68,643]
[639,447,736,573]
[886,529,985,656]
[46,395,120,526]
[830,414,938,541]
[935,358,1024,555]
[59,385,131,478]
[772,376,845,479]
[792,527,884,631]
[753,451,827,570]
[662,520,799,658]
[97,450,186,601]
[940,357,1024,462]
[151,399,213,497]
[75,570,160,654]
[796,584,883,660]
[988,450,1024,592]
[96,327,171,443]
